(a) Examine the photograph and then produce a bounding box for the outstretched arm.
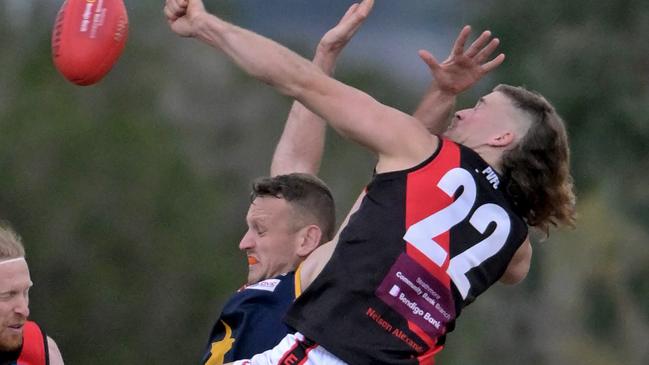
[413,25,505,134]
[270,2,371,176]
[165,0,436,173]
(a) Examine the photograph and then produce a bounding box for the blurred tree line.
[0,1,647,364]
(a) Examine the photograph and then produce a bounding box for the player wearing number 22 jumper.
[164,0,576,363]
[286,136,527,363]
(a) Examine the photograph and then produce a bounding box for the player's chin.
[0,332,23,352]
[246,268,262,285]
[442,125,456,137]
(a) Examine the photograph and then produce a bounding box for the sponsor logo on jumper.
[397,292,441,329]
[366,307,424,353]
[389,284,401,297]
[366,306,394,332]
[245,278,280,292]
[376,253,456,338]
[481,166,500,189]
[396,271,422,295]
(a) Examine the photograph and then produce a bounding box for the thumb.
[187,0,206,13]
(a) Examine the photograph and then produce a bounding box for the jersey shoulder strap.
[18,321,48,365]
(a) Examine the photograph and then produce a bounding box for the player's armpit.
[299,240,336,291]
[299,190,367,290]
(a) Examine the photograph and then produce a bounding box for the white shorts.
[231,332,348,365]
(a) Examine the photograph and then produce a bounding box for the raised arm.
[165,0,436,173]
[413,25,505,134]
[270,2,372,176]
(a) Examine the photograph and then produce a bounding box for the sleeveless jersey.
[202,271,300,364]
[285,138,528,365]
[0,321,48,365]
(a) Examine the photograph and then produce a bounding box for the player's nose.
[239,229,255,250]
[14,296,29,318]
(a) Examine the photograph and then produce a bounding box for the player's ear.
[296,225,322,257]
[489,131,514,148]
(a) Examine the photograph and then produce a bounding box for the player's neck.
[475,146,504,174]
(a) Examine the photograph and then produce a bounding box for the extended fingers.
[465,30,493,58]
[358,0,375,16]
[474,37,500,63]
[481,53,506,73]
[327,0,372,44]
[341,3,360,20]
[345,0,373,27]
[451,25,472,56]
[340,5,366,32]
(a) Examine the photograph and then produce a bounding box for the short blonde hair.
[0,222,26,260]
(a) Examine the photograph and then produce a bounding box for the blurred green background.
[1,0,648,364]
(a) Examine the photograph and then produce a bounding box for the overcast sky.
[233,0,468,90]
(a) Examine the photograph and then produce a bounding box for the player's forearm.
[270,103,326,176]
[412,86,457,135]
[269,46,343,176]
[313,46,341,76]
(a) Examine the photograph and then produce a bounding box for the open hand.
[419,25,505,95]
[317,0,374,57]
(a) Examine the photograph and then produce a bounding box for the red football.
[52,0,129,86]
